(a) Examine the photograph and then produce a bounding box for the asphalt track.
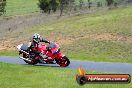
[0,56,132,73]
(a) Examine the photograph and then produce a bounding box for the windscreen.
[47,43,56,49]
[21,44,29,51]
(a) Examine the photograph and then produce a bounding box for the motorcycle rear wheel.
[23,53,38,65]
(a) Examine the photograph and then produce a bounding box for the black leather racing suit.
[29,38,50,54]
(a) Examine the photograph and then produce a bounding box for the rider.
[28,33,50,59]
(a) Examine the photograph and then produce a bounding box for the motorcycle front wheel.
[56,56,70,67]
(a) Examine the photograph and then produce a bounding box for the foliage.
[38,0,59,13]
[0,0,6,16]
[106,0,114,6]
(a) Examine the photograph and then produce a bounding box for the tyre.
[56,56,70,67]
[23,53,38,65]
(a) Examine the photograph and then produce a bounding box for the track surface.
[0,56,132,73]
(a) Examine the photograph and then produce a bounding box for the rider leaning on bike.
[28,33,50,59]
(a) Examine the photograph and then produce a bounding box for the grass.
[0,50,18,56]
[2,6,131,63]
[0,1,132,88]
[5,0,39,16]
[62,39,132,63]
[0,6,132,63]
[0,62,131,88]
[3,0,113,16]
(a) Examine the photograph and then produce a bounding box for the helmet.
[32,33,41,43]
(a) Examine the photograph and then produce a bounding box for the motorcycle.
[17,42,70,67]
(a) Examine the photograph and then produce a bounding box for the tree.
[79,0,84,9]
[128,0,132,3]
[59,0,73,16]
[97,2,102,7]
[38,0,75,16]
[68,0,75,12]
[0,0,6,16]
[59,0,64,16]
[106,0,114,7]
[50,0,59,13]
[87,0,92,9]
[38,0,50,13]
[38,0,59,14]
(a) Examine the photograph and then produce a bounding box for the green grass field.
[4,0,108,16]
[0,62,131,88]
[2,6,131,63]
[0,50,18,56]
[0,1,132,88]
[5,0,39,16]
[0,0,132,88]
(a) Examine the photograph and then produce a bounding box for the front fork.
[55,52,65,60]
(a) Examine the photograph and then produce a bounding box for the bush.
[106,0,114,6]
[38,0,59,14]
[0,0,6,16]
[38,0,50,13]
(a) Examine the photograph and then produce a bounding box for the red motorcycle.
[17,42,70,67]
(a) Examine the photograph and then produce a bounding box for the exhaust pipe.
[20,50,29,55]
[19,56,31,62]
